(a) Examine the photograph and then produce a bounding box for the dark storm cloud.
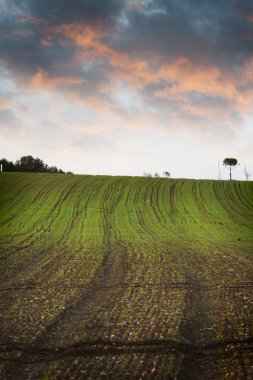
[27,0,125,26]
[0,0,253,99]
[0,0,125,79]
[0,2,63,77]
[115,0,253,69]
[0,29,75,79]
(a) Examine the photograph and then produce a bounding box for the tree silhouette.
[0,158,15,172]
[15,155,46,172]
[223,158,239,180]
[0,155,67,174]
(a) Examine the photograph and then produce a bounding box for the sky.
[0,0,253,179]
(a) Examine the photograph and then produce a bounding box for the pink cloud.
[51,23,252,114]
[30,68,86,90]
[58,25,249,110]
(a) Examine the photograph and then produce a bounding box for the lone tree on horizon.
[223,158,239,180]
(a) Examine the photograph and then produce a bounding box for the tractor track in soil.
[176,276,212,379]
[1,338,252,364]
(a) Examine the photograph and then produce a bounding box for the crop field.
[0,173,252,379]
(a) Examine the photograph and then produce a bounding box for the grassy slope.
[0,173,252,379]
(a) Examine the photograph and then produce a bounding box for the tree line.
[0,155,73,174]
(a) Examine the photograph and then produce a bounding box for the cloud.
[1,1,253,93]
[118,0,253,67]
[27,0,125,26]
[30,68,86,90]
[0,0,253,178]
[0,108,19,128]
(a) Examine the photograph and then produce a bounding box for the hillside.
[0,173,252,379]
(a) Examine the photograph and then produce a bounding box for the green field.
[0,173,252,379]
